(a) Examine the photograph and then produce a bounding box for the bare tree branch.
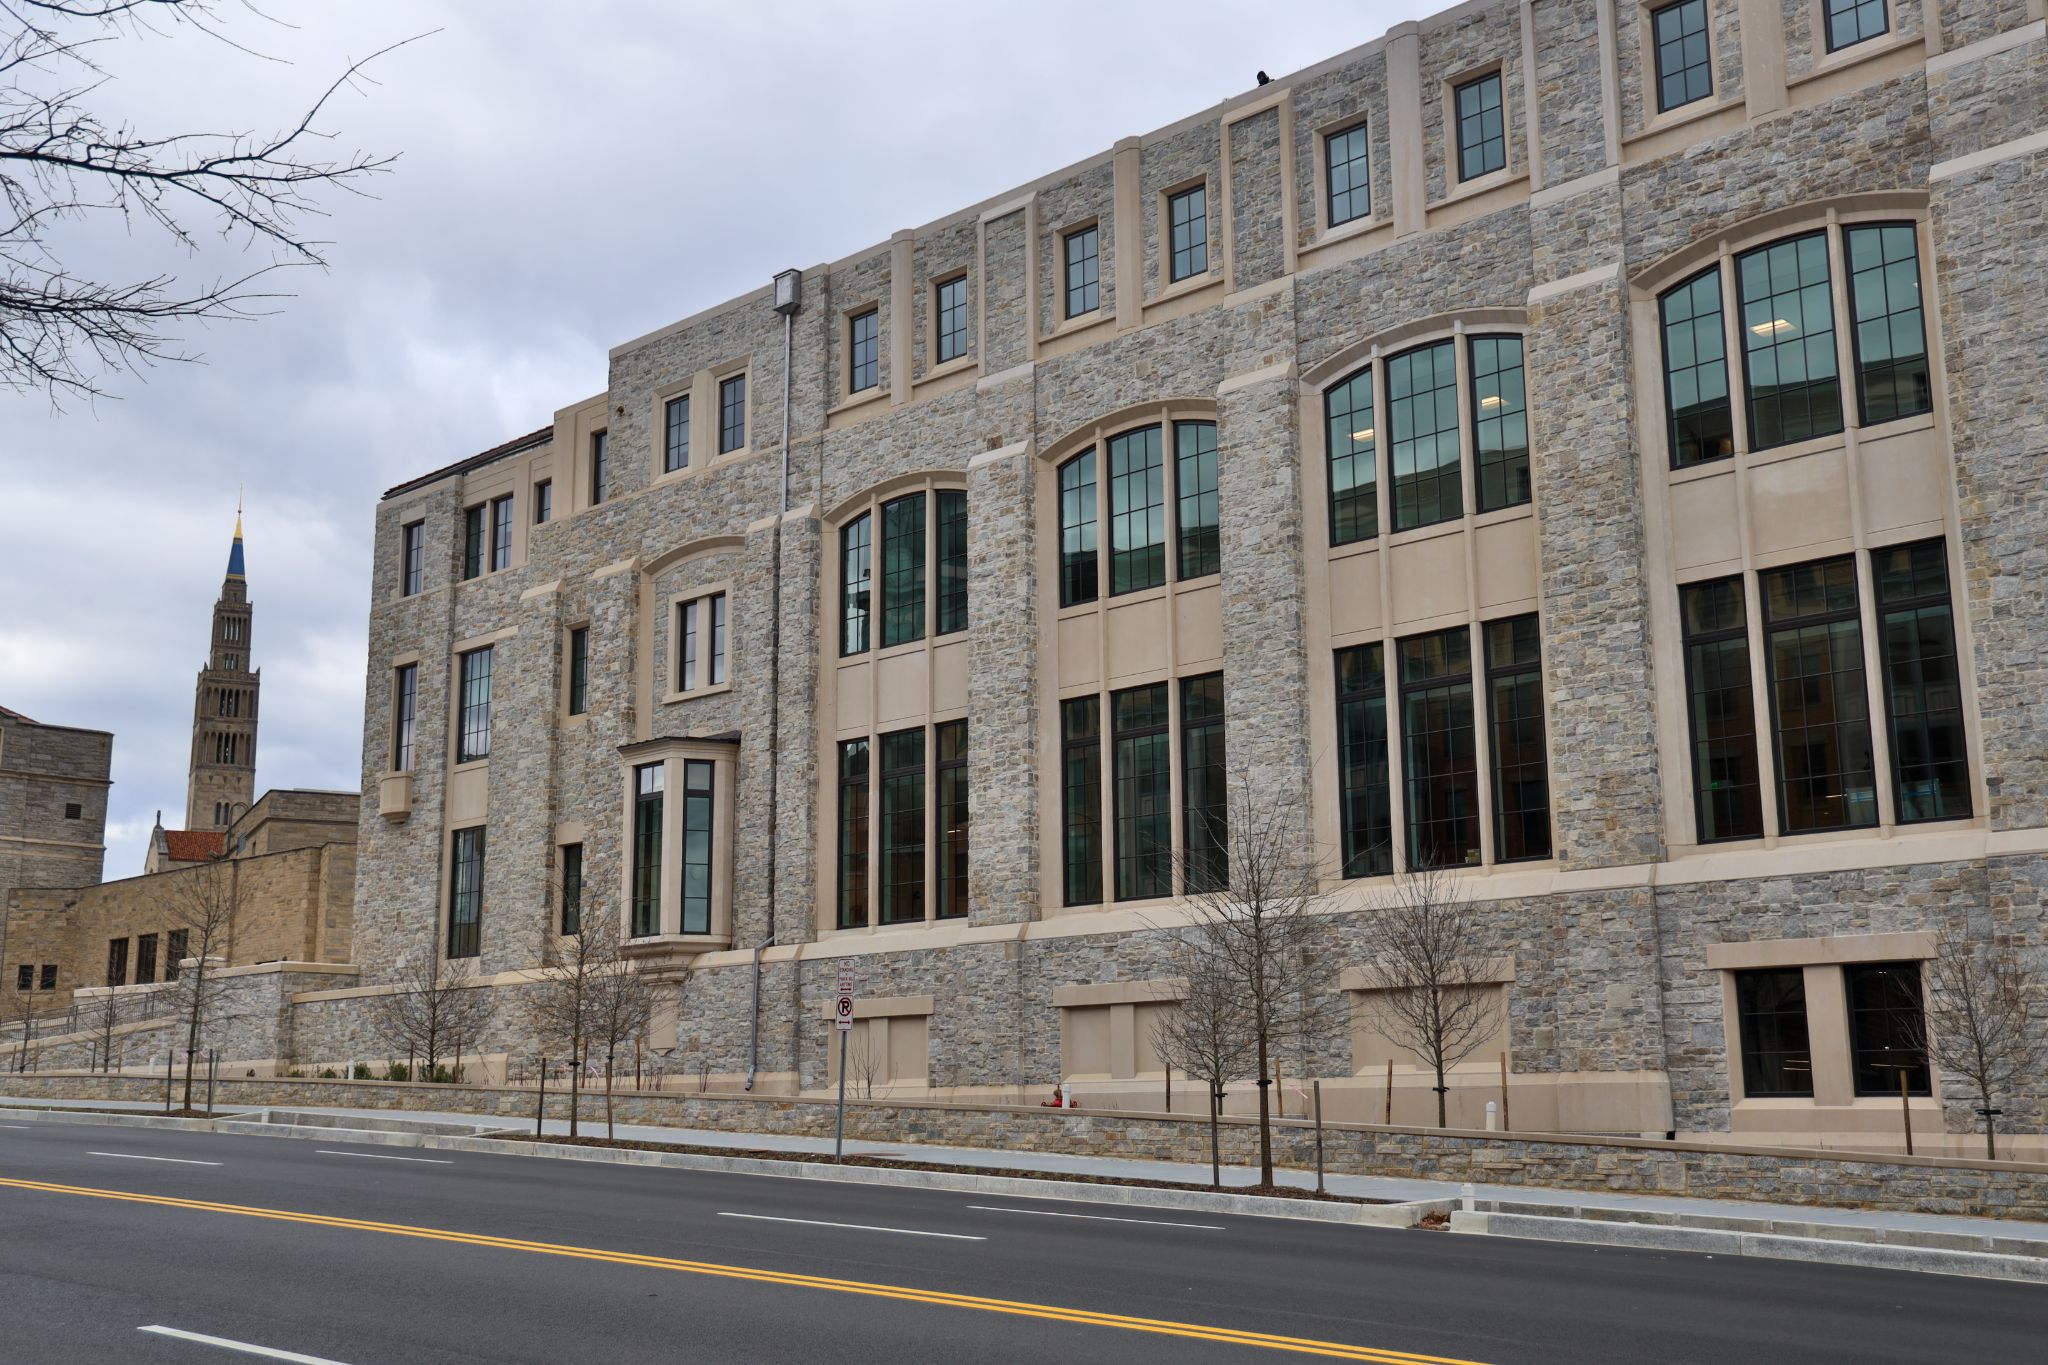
[155,851,240,1110]
[1911,923,2043,1160]
[0,0,424,398]
[1353,866,1496,1128]
[1151,937,1255,1188]
[369,953,494,1082]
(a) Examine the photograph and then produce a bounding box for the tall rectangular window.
[880,493,927,648]
[681,760,714,935]
[1470,336,1529,512]
[708,593,727,687]
[1326,370,1378,544]
[849,309,879,393]
[1059,452,1098,606]
[590,431,608,505]
[1108,425,1166,595]
[1064,224,1099,317]
[1825,0,1888,51]
[448,828,484,959]
[879,728,925,924]
[135,933,158,986]
[1846,223,1931,426]
[1485,615,1551,862]
[664,394,691,472]
[489,495,513,571]
[1738,232,1843,451]
[1400,627,1479,869]
[1763,556,1875,833]
[1652,0,1713,112]
[559,842,583,935]
[1846,962,1928,1096]
[462,504,485,580]
[936,276,969,364]
[1326,122,1371,226]
[533,481,551,525]
[38,964,55,990]
[15,964,31,991]
[841,511,872,655]
[457,646,493,763]
[1681,578,1763,841]
[1876,539,1970,822]
[719,374,747,453]
[679,600,699,693]
[392,663,418,772]
[1734,967,1814,1097]
[165,930,186,980]
[935,489,968,636]
[1061,697,1103,907]
[632,763,663,938]
[1175,421,1219,580]
[934,720,969,920]
[567,627,588,715]
[837,740,870,929]
[1454,72,1506,180]
[401,521,424,596]
[1337,644,1392,878]
[1660,267,1734,467]
[1180,674,1227,894]
[1168,185,1208,282]
[1113,683,1172,901]
[107,937,128,986]
[1388,341,1462,532]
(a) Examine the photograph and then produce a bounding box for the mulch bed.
[513,1132,1381,1204]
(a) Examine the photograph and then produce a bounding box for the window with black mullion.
[1112,683,1172,901]
[1336,644,1392,878]
[934,720,969,919]
[1874,539,1970,822]
[878,728,925,924]
[1762,556,1876,833]
[1399,627,1479,869]
[1484,615,1551,862]
[1680,578,1763,841]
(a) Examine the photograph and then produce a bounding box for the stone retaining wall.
[6,1073,2040,1222]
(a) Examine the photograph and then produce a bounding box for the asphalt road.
[0,1119,2038,1364]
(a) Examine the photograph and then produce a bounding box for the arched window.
[1056,418,1218,607]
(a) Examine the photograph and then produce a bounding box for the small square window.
[1825,0,1888,51]
[1454,71,1506,181]
[64,802,82,820]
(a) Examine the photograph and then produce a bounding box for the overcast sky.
[0,0,1434,881]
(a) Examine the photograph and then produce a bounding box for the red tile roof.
[163,830,225,862]
[383,425,554,501]
[0,704,37,723]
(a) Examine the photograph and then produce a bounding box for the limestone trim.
[843,993,934,1020]
[659,579,734,704]
[1307,112,1390,245]
[1626,191,1930,290]
[1706,931,1936,970]
[1434,59,1518,205]
[1929,126,2048,181]
[1340,959,1516,990]
[1300,307,1529,387]
[1923,19,2044,74]
[1052,979,1188,1008]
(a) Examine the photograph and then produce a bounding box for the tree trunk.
[569,1044,582,1138]
[181,972,203,1111]
[1208,1087,1222,1190]
[1434,1061,1448,1128]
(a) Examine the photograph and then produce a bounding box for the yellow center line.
[1,1175,1490,1364]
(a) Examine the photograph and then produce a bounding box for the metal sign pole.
[834,1028,849,1164]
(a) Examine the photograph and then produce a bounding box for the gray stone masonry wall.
[1228,107,1287,289]
[0,714,111,909]
[9,1073,2044,1222]
[346,3,2048,1148]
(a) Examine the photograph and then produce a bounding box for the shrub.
[352,1063,373,1080]
[385,1062,410,1082]
[317,1067,339,1079]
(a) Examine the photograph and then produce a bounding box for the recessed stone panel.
[1388,531,1468,627]
[1329,549,1382,639]
[1104,596,1169,680]
[1174,583,1223,667]
[1668,469,1742,571]
[1475,515,1539,609]
[1747,447,1853,561]
[874,650,929,725]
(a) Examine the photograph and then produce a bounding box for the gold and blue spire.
[226,500,246,579]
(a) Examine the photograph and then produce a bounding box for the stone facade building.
[0,705,113,1002]
[346,0,2048,1154]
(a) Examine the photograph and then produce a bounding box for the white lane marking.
[314,1150,452,1165]
[965,1204,1226,1230]
[0,1124,32,1129]
[717,1211,985,1241]
[89,1151,222,1166]
[138,1325,356,1363]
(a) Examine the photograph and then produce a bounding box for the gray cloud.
[0,0,1432,878]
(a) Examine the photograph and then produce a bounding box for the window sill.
[652,463,703,489]
[451,758,489,774]
[1800,29,1923,85]
[915,355,977,388]
[1740,430,1849,470]
[828,386,889,420]
[559,713,589,730]
[1153,270,1220,306]
[1435,167,1525,211]
[1385,517,1467,550]
[1309,212,1390,252]
[661,682,733,705]
[1471,501,1535,530]
[1631,93,1741,143]
[1044,309,1113,344]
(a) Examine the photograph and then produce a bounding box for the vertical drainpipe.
[750,268,803,1091]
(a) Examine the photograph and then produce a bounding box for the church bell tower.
[184,510,259,833]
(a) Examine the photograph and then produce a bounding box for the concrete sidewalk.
[10,1091,2044,1245]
